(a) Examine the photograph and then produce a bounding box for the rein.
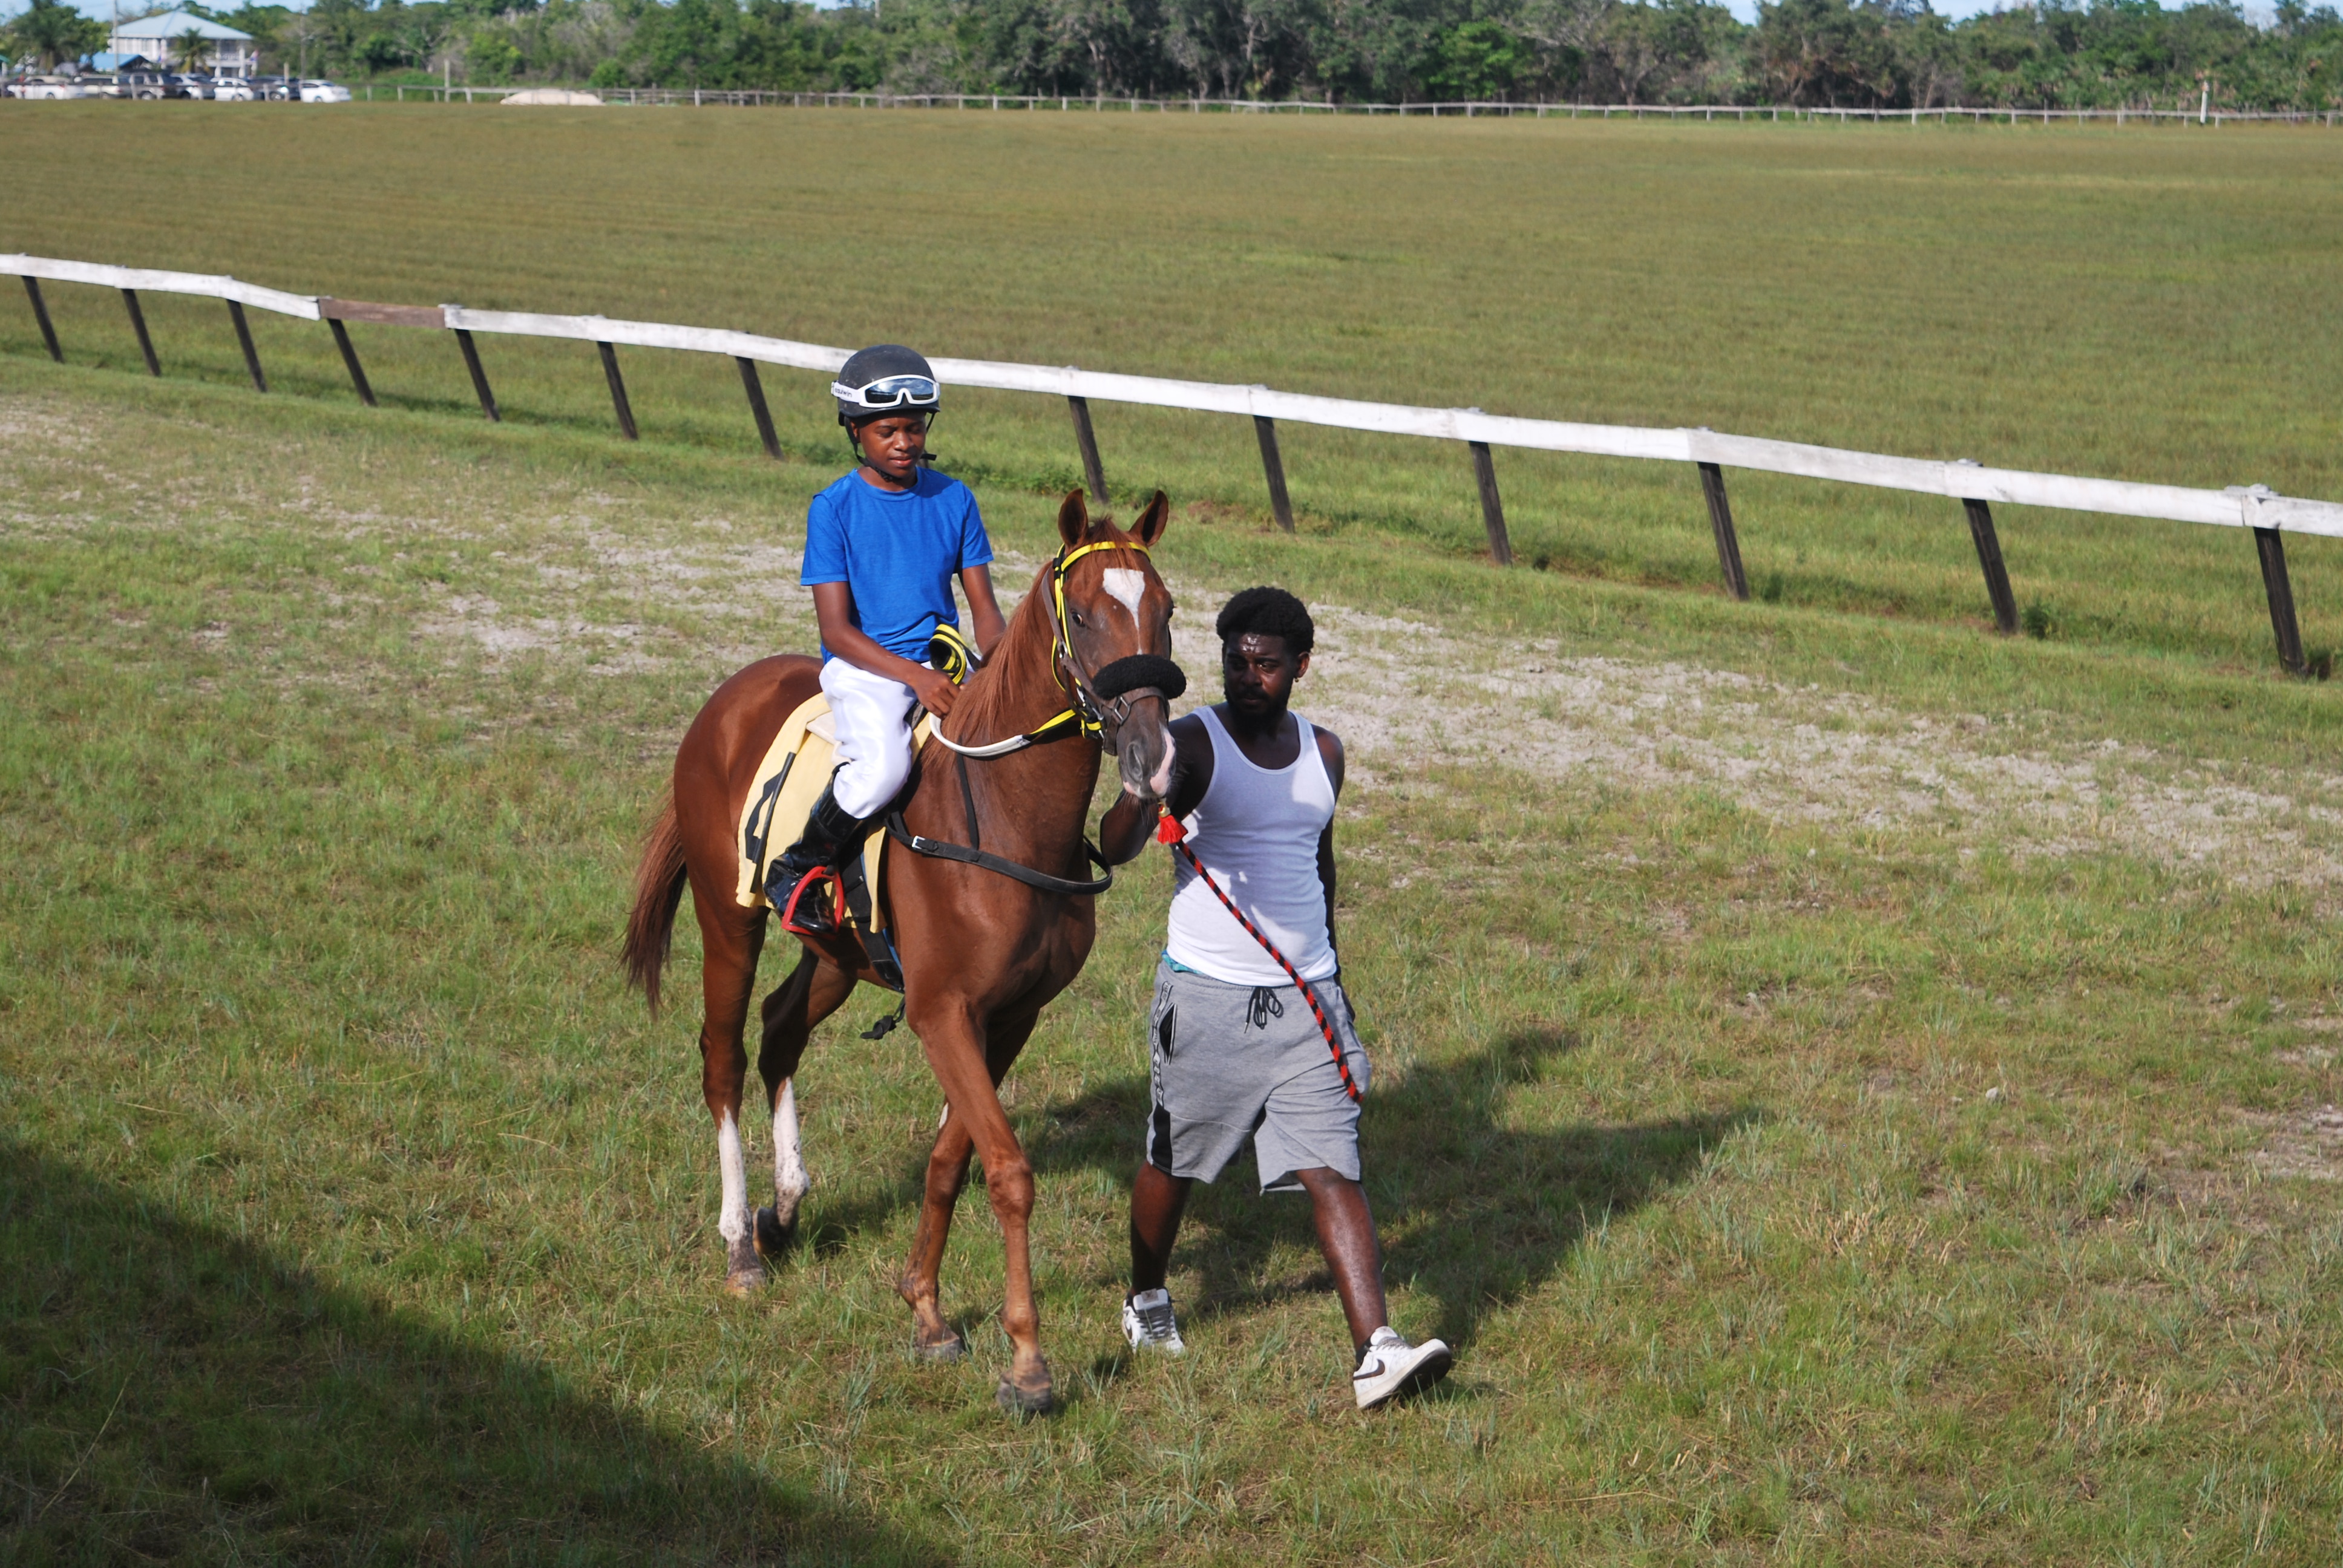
[926,707,1087,759]
[927,537,1170,758]
[886,752,1113,897]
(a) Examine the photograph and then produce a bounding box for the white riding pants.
[819,656,921,818]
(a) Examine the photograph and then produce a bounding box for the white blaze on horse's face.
[1101,569,1147,623]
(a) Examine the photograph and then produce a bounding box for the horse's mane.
[943,524,1136,745]
[940,563,1058,746]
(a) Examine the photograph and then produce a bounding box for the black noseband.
[1093,655,1187,703]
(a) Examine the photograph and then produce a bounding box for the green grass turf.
[3,106,2341,674]
[8,112,2343,1562]
[5,350,2343,1562]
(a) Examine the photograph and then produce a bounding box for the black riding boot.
[768,782,865,936]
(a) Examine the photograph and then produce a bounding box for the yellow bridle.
[1046,536,1155,739]
[926,535,1158,757]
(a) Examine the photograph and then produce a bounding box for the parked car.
[116,70,194,99]
[211,76,255,101]
[257,75,298,100]
[8,75,91,100]
[178,73,215,99]
[82,73,126,97]
[298,78,351,103]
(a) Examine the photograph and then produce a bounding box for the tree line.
[30,0,2343,109]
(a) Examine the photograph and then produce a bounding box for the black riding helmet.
[832,344,941,428]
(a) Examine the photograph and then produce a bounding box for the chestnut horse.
[623,491,1178,1413]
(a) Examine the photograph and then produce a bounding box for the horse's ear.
[1057,490,1090,549]
[1132,490,1170,549]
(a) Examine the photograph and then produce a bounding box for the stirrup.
[779,864,845,937]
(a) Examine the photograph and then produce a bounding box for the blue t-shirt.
[799,467,993,662]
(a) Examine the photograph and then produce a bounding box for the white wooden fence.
[6,250,2333,668]
[372,84,2343,126]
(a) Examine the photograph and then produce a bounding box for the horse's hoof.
[913,1333,965,1364]
[996,1378,1055,1416]
[753,1206,796,1260]
[723,1265,765,1297]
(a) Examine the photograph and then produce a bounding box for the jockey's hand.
[911,666,960,718]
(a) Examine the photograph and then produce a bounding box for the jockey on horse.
[625,347,1184,1414]
[765,345,1008,935]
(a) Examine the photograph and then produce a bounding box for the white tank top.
[1164,707,1339,987]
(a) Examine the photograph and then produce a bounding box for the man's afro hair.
[1215,586,1314,655]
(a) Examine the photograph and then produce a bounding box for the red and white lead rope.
[1157,809,1362,1102]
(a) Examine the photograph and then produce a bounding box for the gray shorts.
[1145,958,1371,1193]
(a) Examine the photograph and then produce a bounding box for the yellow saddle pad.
[733,693,932,920]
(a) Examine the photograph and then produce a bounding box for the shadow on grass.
[1024,1025,1757,1352]
[0,1140,942,1565]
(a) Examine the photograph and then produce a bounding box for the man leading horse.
[1097,586,1454,1411]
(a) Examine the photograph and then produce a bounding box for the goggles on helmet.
[831,374,940,413]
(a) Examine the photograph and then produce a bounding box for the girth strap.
[886,754,1113,896]
[884,812,1114,896]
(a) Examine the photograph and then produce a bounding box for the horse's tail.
[623,794,690,1016]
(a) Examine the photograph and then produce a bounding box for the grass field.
[6,111,2343,1564]
[5,105,2343,668]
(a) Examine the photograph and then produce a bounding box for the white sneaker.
[1121,1288,1186,1355]
[1352,1326,1452,1410]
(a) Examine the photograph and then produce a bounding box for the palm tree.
[178,26,211,74]
[4,0,106,70]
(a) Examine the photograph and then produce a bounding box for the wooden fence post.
[120,289,160,376]
[1253,414,1295,531]
[1469,440,1513,566]
[735,356,781,459]
[453,328,499,422]
[597,341,638,440]
[327,319,375,407]
[22,276,62,363]
[1962,497,2019,634]
[1066,395,1109,504]
[225,300,267,393]
[2253,526,2307,673]
[1697,461,1749,599]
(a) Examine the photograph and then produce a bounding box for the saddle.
[735,693,935,990]
[734,626,1129,995]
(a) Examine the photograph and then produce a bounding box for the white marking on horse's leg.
[1101,568,1146,622]
[772,1078,808,1227]
[938,1101,951,1129]
[717,1109,748,1247]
